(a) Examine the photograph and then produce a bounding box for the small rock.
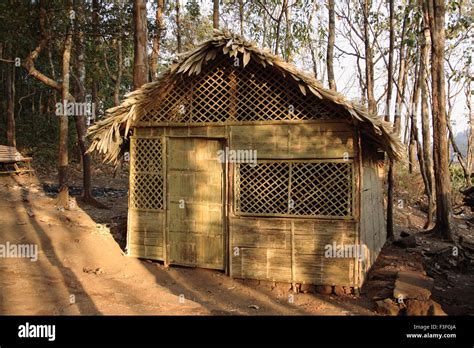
[343,286,353,295]
[315,285,333,295]
[248,304,259,310]
[375,298,400,316]
[393,235,417,248]
[394,270,433,301]
[429,300,447,316]
[300,284,316,293]
[333,286,346,296]
[406,299,431,316]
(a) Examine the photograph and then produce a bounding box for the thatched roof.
[88,29,404,164]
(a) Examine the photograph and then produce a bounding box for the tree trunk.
[420,5,435,227]
[394,13,408,136]
[114,39,123,106]
[133,0,149,90]
[274,0,287,56]
[150,0,164,81]
[239,0,244,36]
[176,0,182,53]
[6,48,16,147]
[410,51,422,171]
[385,0,395,240]
[213,0,219,29]
[466,78,473,180]
[408,47,422,174]
[262,2,267,48]
[92,0,100,121]
[308,2,318,79]
[425,0,453,240]
[326,0,336,91]
[57,1,73,209]
[74,0,104,207]
[284,0,292,62]
[363,0,376,114]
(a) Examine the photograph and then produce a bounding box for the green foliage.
[450,163,473,189]
[185,0,201,20]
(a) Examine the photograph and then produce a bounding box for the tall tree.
[91,0,100,115]
[362,0,376,114]
[57,0,74,208]
[394,9,409,137]
[420,2,435,227]
[176,0,182,53]
[213,0,219,29]
[5,44,16,147]
[284,0,292,62]
[238,0,244,36]
[74,0,101,206]
[424,0,453,240]
[150,0,164,81]
[385,0,395,239]
[307,1,319,79]
[466,78,473,180]
[274,0,288,56]
[326,0,336,91]
[104,39,123,106]
[256,0,288,55]
[133,0,149,89]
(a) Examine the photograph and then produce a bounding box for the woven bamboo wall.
[228,123,360,286]
[358,140,386,286]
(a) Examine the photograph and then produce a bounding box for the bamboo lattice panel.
[235,161,353,218]
[234,61,338,121]
[130,137,164,210]
[142,58,344,123]
[290,162,353,216]
[235,162,290,214]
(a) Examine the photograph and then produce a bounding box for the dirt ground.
[0,165,472,315]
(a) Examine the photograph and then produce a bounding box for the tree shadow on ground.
[0,174,101,314]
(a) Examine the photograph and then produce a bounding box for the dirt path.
[0,175,374,315]
[2,172,471,316]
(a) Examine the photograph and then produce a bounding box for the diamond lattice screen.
[235,161,353,218]
[130,137,164,210]
[235,162,289,214]
[141,57,344,123]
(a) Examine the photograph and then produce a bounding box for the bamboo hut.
[88,30,404,289]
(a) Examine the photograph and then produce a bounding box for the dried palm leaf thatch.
[87,29,405,164]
